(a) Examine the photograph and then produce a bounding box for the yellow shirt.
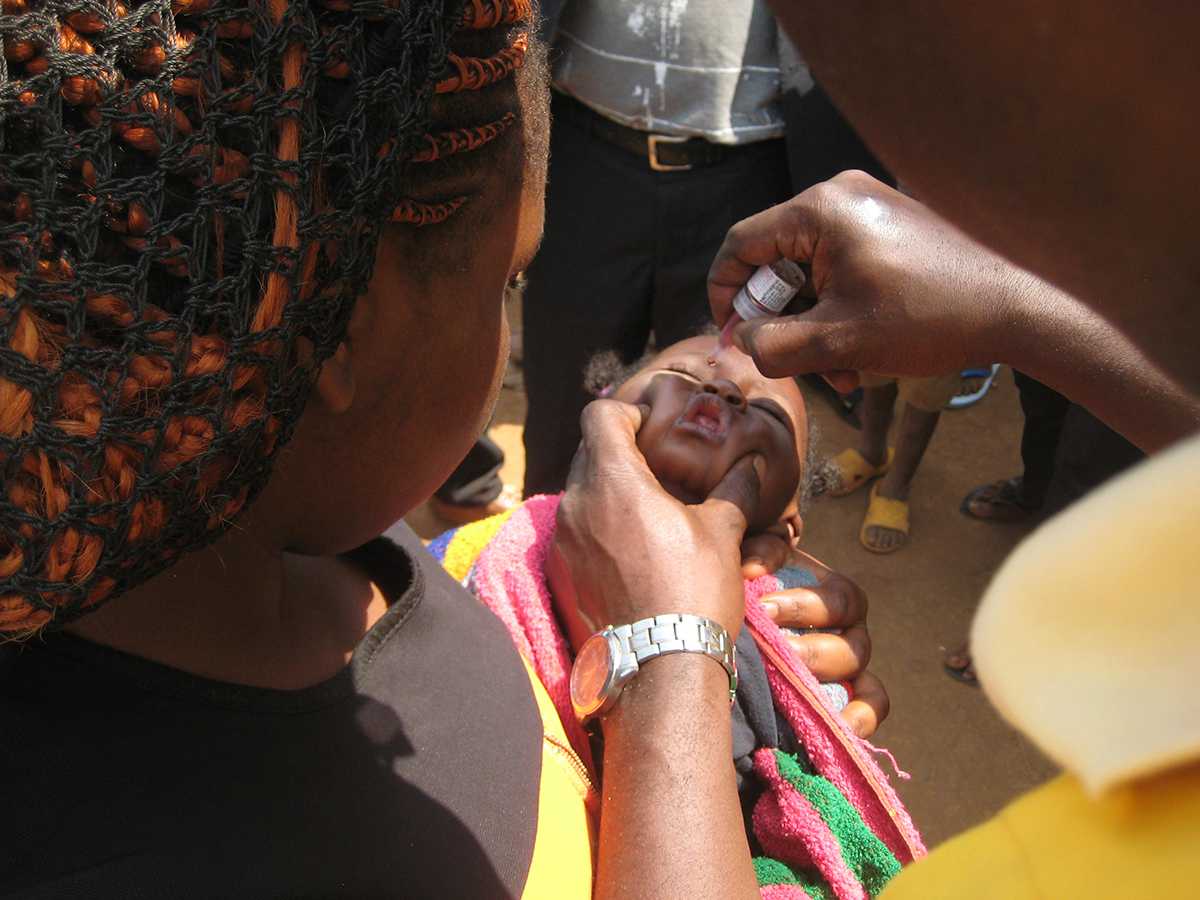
[884,433,1200,898]
[518,654,598,899]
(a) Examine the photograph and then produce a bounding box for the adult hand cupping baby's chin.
[555,398,765,640]
[554,399,888,736]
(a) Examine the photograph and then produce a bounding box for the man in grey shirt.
[522,1,886,496]
[553,1,800,143]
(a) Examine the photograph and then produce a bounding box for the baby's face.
[613,336,807,531]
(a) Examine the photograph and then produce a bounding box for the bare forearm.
[709,175,1200,452]
[995,272,1200,453]
[594,654,759,900]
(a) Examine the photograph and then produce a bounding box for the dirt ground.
[407,301,1058,850]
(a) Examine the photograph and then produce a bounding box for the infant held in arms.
[431,333,923,897]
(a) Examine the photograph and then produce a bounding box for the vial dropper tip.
[717,314,742,352]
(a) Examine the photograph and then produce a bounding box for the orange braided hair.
[436,33,529,95]
[410,113,518,163]
[401,1,532,226]
[338,4,532,225]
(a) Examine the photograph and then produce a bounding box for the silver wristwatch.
[569,613,738,722]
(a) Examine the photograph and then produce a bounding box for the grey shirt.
[552,0,796,145]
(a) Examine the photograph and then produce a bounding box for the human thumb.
[701,452,764,539]
[733,310,853,380]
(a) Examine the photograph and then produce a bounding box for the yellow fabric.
[972,433,1200,794]
[432,515,594,897]
[829,446,894,497]
[440,508,515,582]
[882,762,1200,899]
[517,654,597,899]
[861,483,910,534]
[885,433,1200,897]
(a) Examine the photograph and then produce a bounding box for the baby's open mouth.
[673,392,730,442]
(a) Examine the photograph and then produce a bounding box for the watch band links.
[611,613,738,701]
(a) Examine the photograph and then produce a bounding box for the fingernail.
[751,453,767,482]
[762,601,779,619]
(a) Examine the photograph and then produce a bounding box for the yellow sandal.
[860,482,910,553]
[827,447,895,497]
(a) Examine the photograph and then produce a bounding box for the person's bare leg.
[876,404,940,500]
[864,403,940,551]
[858,383,898,467]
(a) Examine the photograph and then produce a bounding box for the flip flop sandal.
[960,477,1040,522]
[859,482,910,554]
[943,648,980,687]
[827,447,895,497]
[946,364,1001,409]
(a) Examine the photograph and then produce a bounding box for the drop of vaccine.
[706,354,718,367]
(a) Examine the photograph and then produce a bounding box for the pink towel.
[467,493,925,894]
[742,582,925,864]
[468,494,595,774]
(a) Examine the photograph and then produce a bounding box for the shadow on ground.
[797,367,1057,846]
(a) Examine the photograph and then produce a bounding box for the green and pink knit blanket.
[429,494,925,899]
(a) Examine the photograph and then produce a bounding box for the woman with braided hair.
[0,0,883,897]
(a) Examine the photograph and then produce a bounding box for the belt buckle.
[647,133,692,172]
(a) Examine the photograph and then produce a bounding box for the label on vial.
[732,264,801,320]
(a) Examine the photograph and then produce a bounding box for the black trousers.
[780,85,895,191]
[434,434,505,506]
[1013,371,1143,515]
[521,93,794,496]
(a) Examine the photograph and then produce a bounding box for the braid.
[410,112,517,163]
[392,195,469,226]
[393,2,536,229]
[435,32,528,94]
[459,0,532,29]
[0,0,504,634]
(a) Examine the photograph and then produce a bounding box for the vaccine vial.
[717,258,807,349]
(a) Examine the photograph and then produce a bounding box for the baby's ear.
[314,340,356,415]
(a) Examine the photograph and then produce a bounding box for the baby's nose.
[701,379,747,409]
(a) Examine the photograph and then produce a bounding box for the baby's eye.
[662,365,701,381]
[750,401,788,426]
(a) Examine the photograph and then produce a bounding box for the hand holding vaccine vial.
[717,259,807,350]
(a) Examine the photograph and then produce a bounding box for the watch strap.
[610,613,738,702]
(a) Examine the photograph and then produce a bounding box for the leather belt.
[556,92,751,172]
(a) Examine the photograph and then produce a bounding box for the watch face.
[571,632,616,719]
